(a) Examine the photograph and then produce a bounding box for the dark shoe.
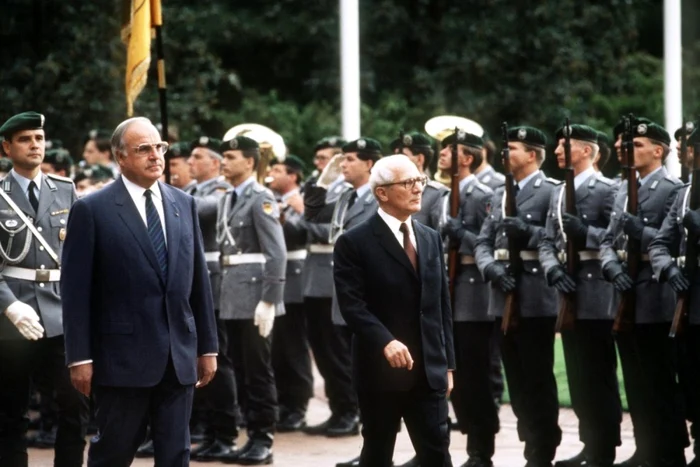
[326,413,360,437]
[525,462,553,467]
[277,411,306,432]
[554,451,587,467]
[397,456,420,467]
[613,453,644,467]
[462,456,494,467]
[336,455,361,467]
[26,427,56,449]
[194,438,238,462]
[688,458,698,467]
[190,438,215,457]
[303,415,335,435]
[229,442,273,465]
[134,439,155,458]
[449,415,460,431]
[190,422,208,443]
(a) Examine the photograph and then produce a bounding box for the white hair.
[111,117,157,159]
[369,154,417,196]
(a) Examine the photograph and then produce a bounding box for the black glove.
[546,265,576,294]
[621,212,645,241]
[602,261,634,292]
[683,210,700,237]
[665,265,690,293]
[484,263,516,293]
[443,216,465,242]
[502,216,534,240]
[562,213,588,242]
[462,230,478,250]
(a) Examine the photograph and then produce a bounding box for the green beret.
[555,124,599,144]
[632,121,670,146]
[507,126,547,148]
[342,138,383,161]
[0,158,13,172]
[389,132,434,153]
[165,142,191,160]
[82,164,114,182]
[441,130,483,149]
[314,136,346,152]
[191,136,223,158]
[596,131,611,148]
[87,129,112,141]
[612,116,651,140]
[0,111,45,138]
[221,135,259,152]
[687,128,700,147]
[45,139,63,150]
[674,121,697,141]
[273,155,307,174]
[44,149,74,169]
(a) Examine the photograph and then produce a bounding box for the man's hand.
[665,265,690,293]
[546,265,576,293]
[683,210,700,237]
[286,192,304,214]
[4,301,44,340]
[317,154,344,188]
[254,301,275,338]
[484,263,516,293]
[69,363,93,397]
[562,213,588,241]
[602,261,634,292]
[442,216,465,242]
[196,355,218,388]
[383,340,413,370]
[447,371,454,397]
[621,213,645,241]
[502,216,533,239]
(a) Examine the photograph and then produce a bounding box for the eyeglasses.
[380,176,428,191]
[131,142,169,156]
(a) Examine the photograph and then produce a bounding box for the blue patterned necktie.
[144,189,168,277]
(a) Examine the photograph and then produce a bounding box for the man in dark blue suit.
[60,117,219,466]
[333,154,455,467]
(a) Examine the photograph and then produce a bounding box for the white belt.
[616,250,650,262]
[676,256,699,268]
[460,255,476,265]
[494,249,539,261]
[221,253,266,266]
[2,266,61,282]
[558,250,600,262]
[309,244,334,254]
[204,251,220,262]
[287,249,308,261]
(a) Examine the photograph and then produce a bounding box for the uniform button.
[60,219,66,225]
[239,221,244,226]
[223,270,228,275]
[39,283,45,287]
[677,217,681,222]
[587,273,592,279]
[295,268,301,274]
[469,278,475,283]
[643,217,648,223]
[526,214,532,219]
[330,261,334,266]
[251,277,257,282]
[582,214,588,219]
[40,265,45,269]
[532,268,538,273]
[225,241,230,246]
[502,232,506,236]
[39,246,44,251]
[37,227,43,232]
[612,212,616,216]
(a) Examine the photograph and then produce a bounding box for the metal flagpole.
[340,0,360,141]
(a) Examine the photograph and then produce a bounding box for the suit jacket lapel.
[575,176,592,207]
[8,175,35,217]
[414,221,431,303]
[161,183,180,286]
[372,214,417,277]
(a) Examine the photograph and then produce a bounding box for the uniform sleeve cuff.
[68,360,93,368]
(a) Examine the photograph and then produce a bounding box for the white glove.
[317,154,345,189]
[254,301,275,338]
[4,301,44,340]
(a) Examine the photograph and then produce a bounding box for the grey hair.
[111,117,156,159]
[369,154,417,196]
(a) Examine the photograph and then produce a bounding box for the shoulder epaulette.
[493,171,506,181]
[474,181,493,194]
[546,177,563,185]
[428,180,447,191]
[665,174,683,185]
[595,176,614,186]
[46,173,73,183]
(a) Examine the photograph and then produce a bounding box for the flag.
[121,0,162,116]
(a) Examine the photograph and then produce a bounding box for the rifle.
[555,118,578,332]
[448,127,460,307]
[613,115,640,333]
[670,120,698,337]
[500,122,521,333]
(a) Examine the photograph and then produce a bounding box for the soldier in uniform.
[390,131,448,229]
[0,159,13,179]
[538,124,620,467]
[267,155,314,432]
[475,132,506,190]
[81,129,119,177]
[215,135,286,465]
[0,112,89,467]
[165,142,195,191]
[475,126,561,467]
[304,136,348,201]
[594,132,613,177]
[436,130,497,467]
[600,119,687,467]
[41,148,74,179]
[649,127,700,467]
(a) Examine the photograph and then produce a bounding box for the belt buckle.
[35,269,50,282]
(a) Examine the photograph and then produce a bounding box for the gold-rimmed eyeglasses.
[380,176,429,191]
[131,142,169,156]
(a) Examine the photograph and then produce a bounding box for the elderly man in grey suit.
[216,135,286,465]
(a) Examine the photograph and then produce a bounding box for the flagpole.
[664,0,682,178]
[151,0,170,184]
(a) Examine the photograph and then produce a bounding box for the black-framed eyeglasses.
[380,176,428,191]
[131,142,169,156]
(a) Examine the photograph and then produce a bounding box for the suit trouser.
[225,319,278,444]
[0,336,89,467]
[678,324,700,457]
[450,321,499,458]
[497,316,561,464]
[489,326,504,403]
[87,357,193,467]
[304,297,358,416]
[561,320,621,461]
[357,377,452,467]
[272,302,313,415]
[617,323,688,463]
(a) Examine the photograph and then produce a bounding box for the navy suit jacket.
[333,213,455,392]
[61,177,218,387]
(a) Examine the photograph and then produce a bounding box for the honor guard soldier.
[437,130,498,467]
[267,156,314,432]
[538,124,620,467]
[594,132,613,177]
[475,132,506,190]
[41,148,74,179]
[0,112,88,467]
[0,159,13,179]
[216,135,287,465]
[601,119,687,467]
[165,142,195,191]
[81,129,120,177]
[305,136,348,201]
[183,137,239,462]
[475,126,562,467]
[390,131,448,229]
[649,126,700,467]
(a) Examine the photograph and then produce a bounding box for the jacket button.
[39,283,45,287]
[39,246,44,251]
[37,226,43,232]
[251,277,257,282]
[526,214,532,219]
[60,219,66,225]
[40,265,45,269]
[295,268,301,274]
[532,268,538,273]
[469,278,475,283]
[587,273,592,279]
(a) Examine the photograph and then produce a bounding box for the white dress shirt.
[377,208,417,251]
[121,175,167,246]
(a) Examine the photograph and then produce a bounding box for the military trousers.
[0,336,89,467]
[272,302,314,416]
[561,320,621,461]
[496,316,561,464]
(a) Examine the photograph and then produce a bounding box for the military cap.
[87,129,112,141]
[44,148,74,168]
[45,139,63,150]
[441,130,483,149]
[612,116,651,140]
[389,132,434,153]
[596,131,611,148]
[342,137,383,161]
[630,120,671,146]
[221,135,259,152]
[191,136,223,158]
[687,128,700,147]
[674,121,697,141]
[555,124,599,144]
[272,154,307,174]
[508,126,547,148]
[314,136,346,152]
[0,158,13,173]
[0,111,45,138]
[165,141,191,160]
[81,164,114,182]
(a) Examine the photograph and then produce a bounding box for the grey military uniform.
[475,172,560,318]
[217,180,286,320]
[414,180,449,229]
[603,168,683,323]
[451,178,493,322]
[477,166,506,190]
[539,173,618,320]
[190,177,231,309]
[280,202,307,304]
[0,172,76,339]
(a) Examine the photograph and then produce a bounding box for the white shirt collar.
[459,174,476,193]
[638,166,663,186]
[121,174,162,202]
[355,182,371,200]
[517,169,541,190]
[11,169,43,195]
[234,176,256,197]
[377,207,416,249]
[574,166,596,190]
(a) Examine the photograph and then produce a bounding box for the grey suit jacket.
[0,172,76,339]
[413,180,449,230]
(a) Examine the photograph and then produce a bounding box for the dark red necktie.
[399,223,417,271]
